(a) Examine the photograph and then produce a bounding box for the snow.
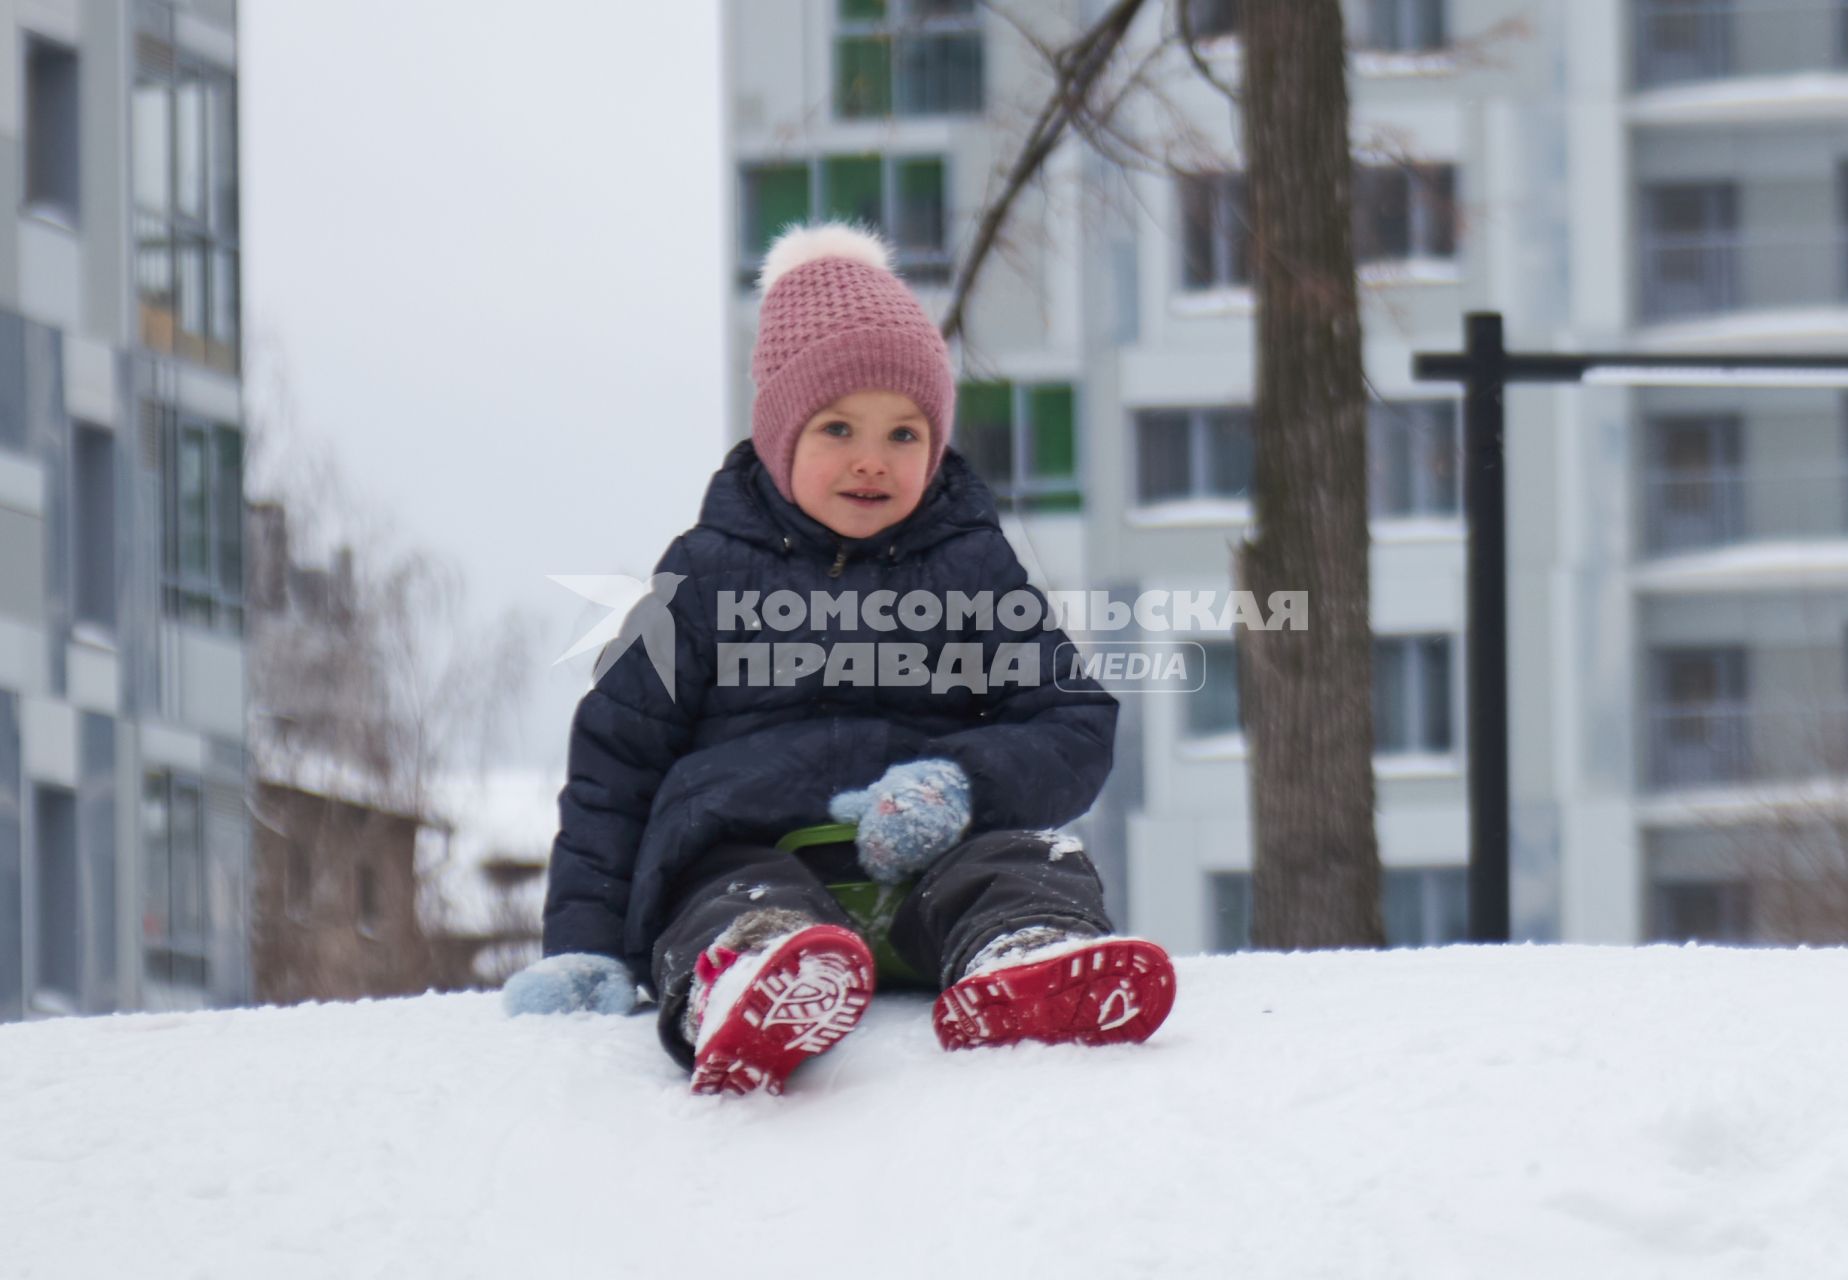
[1632,541,1848,594]
[5,945,1847,1277]
[1627,73,1848,127]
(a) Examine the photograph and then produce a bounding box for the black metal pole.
[1463,312,1511,943]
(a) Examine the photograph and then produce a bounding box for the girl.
[504,224,1175,1095]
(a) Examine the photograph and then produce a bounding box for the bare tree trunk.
[1240,0,1383,949]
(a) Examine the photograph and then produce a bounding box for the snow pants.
[651,829,1115,1071]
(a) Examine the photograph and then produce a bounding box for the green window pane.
[743,165,811,258]
[836,36,892,119]
[215,427,242,596]
[840,0,887,19]
[823,156,884,231]
[1028,385,1075,479]
[894,157,946,254]
[178,426,210,579]
[956,380,1013,488]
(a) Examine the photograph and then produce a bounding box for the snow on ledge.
[6,947,1848,1276]
[1632,308,1848,355]
[1628,72,1848,126]
[1127,497,1253,529]
[1632,540,1848,594]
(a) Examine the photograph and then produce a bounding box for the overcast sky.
[241,1,727,779]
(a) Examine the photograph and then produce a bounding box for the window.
[1640,182,1738,321]
[25,37,81,226]
[1185,642,1243,737]
[1369,401,1459,518]
[1179,173,1250,290]
[142,771,209,991]
[1209,867,1466,951]
[1648,646,1750,788]
[1642,414,1743,554]
[1180,0,1241,40]
[956,381,1080,512]
[1374,634,1454,756]
[1649,878,1754,943]
[1134,407,1254,506]
[155,404,243,634]
[134,31,239,372]
[33,786,79,1005]
[73,425,117,630]
[835,0,983,120]
[739,155,950,285]
[1353,164,1457,264]
[1382,867,1468,946]
[1634,0,1733,88]
[1364,0,1447,51]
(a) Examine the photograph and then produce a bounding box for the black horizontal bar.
[1415,351,1848,384]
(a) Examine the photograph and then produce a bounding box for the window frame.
[141,769,211,993]
[1182,639,1243,740]
[155,401,244,635]
[1353,162,1458,266]
[23,34,82,228]
[833,0,985,121]
[955,380,1082,513]
[1368,399,1461,520]
[1131,405,1255,509]
[1373,632,1458,758]
[1364,0,1448,52]
[1177,172,1251,293]
[133,28,239,373]
[738,152,952,286]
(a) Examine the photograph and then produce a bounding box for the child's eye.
[892,426,920,442]
[822,420,851,436]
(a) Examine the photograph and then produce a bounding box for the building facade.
[721,0,1848,953]
[1,0,248,1021]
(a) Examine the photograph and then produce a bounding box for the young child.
[504,223,1176,1095]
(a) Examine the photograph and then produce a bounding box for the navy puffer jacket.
[543,439,1119,983]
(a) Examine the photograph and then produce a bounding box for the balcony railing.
[1642,464,1848,554]
[1638,230,1848,322]
[1634,0,1848,90]
[1647,700,1848,789]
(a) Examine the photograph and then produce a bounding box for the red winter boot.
[932,929,1176,1051]
[689,923,876,1096]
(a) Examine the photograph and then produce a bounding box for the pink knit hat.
[750,223,957,503]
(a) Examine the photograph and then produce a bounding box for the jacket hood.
[695,439,1000,560]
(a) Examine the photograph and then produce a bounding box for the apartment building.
[719,0,1848,952]
[1,0,248,1020]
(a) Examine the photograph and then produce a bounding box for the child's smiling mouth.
[840,490,890,506]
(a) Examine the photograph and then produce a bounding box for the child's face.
[788,390,932,540]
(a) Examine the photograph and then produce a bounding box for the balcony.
[1638,228,1848,324]
[1641,463,1848,554]
[1647,700,1848,789]
[1634,0,1848,90]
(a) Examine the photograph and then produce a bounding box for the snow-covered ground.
[5,945,1846,1279]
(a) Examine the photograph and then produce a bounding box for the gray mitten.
[828,758,973,885]
[502,952,638,1016]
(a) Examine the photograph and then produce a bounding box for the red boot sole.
[932,937,1176,1051]
[690,924,875,1096]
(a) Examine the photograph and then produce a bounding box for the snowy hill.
[5,945,1846,1279]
